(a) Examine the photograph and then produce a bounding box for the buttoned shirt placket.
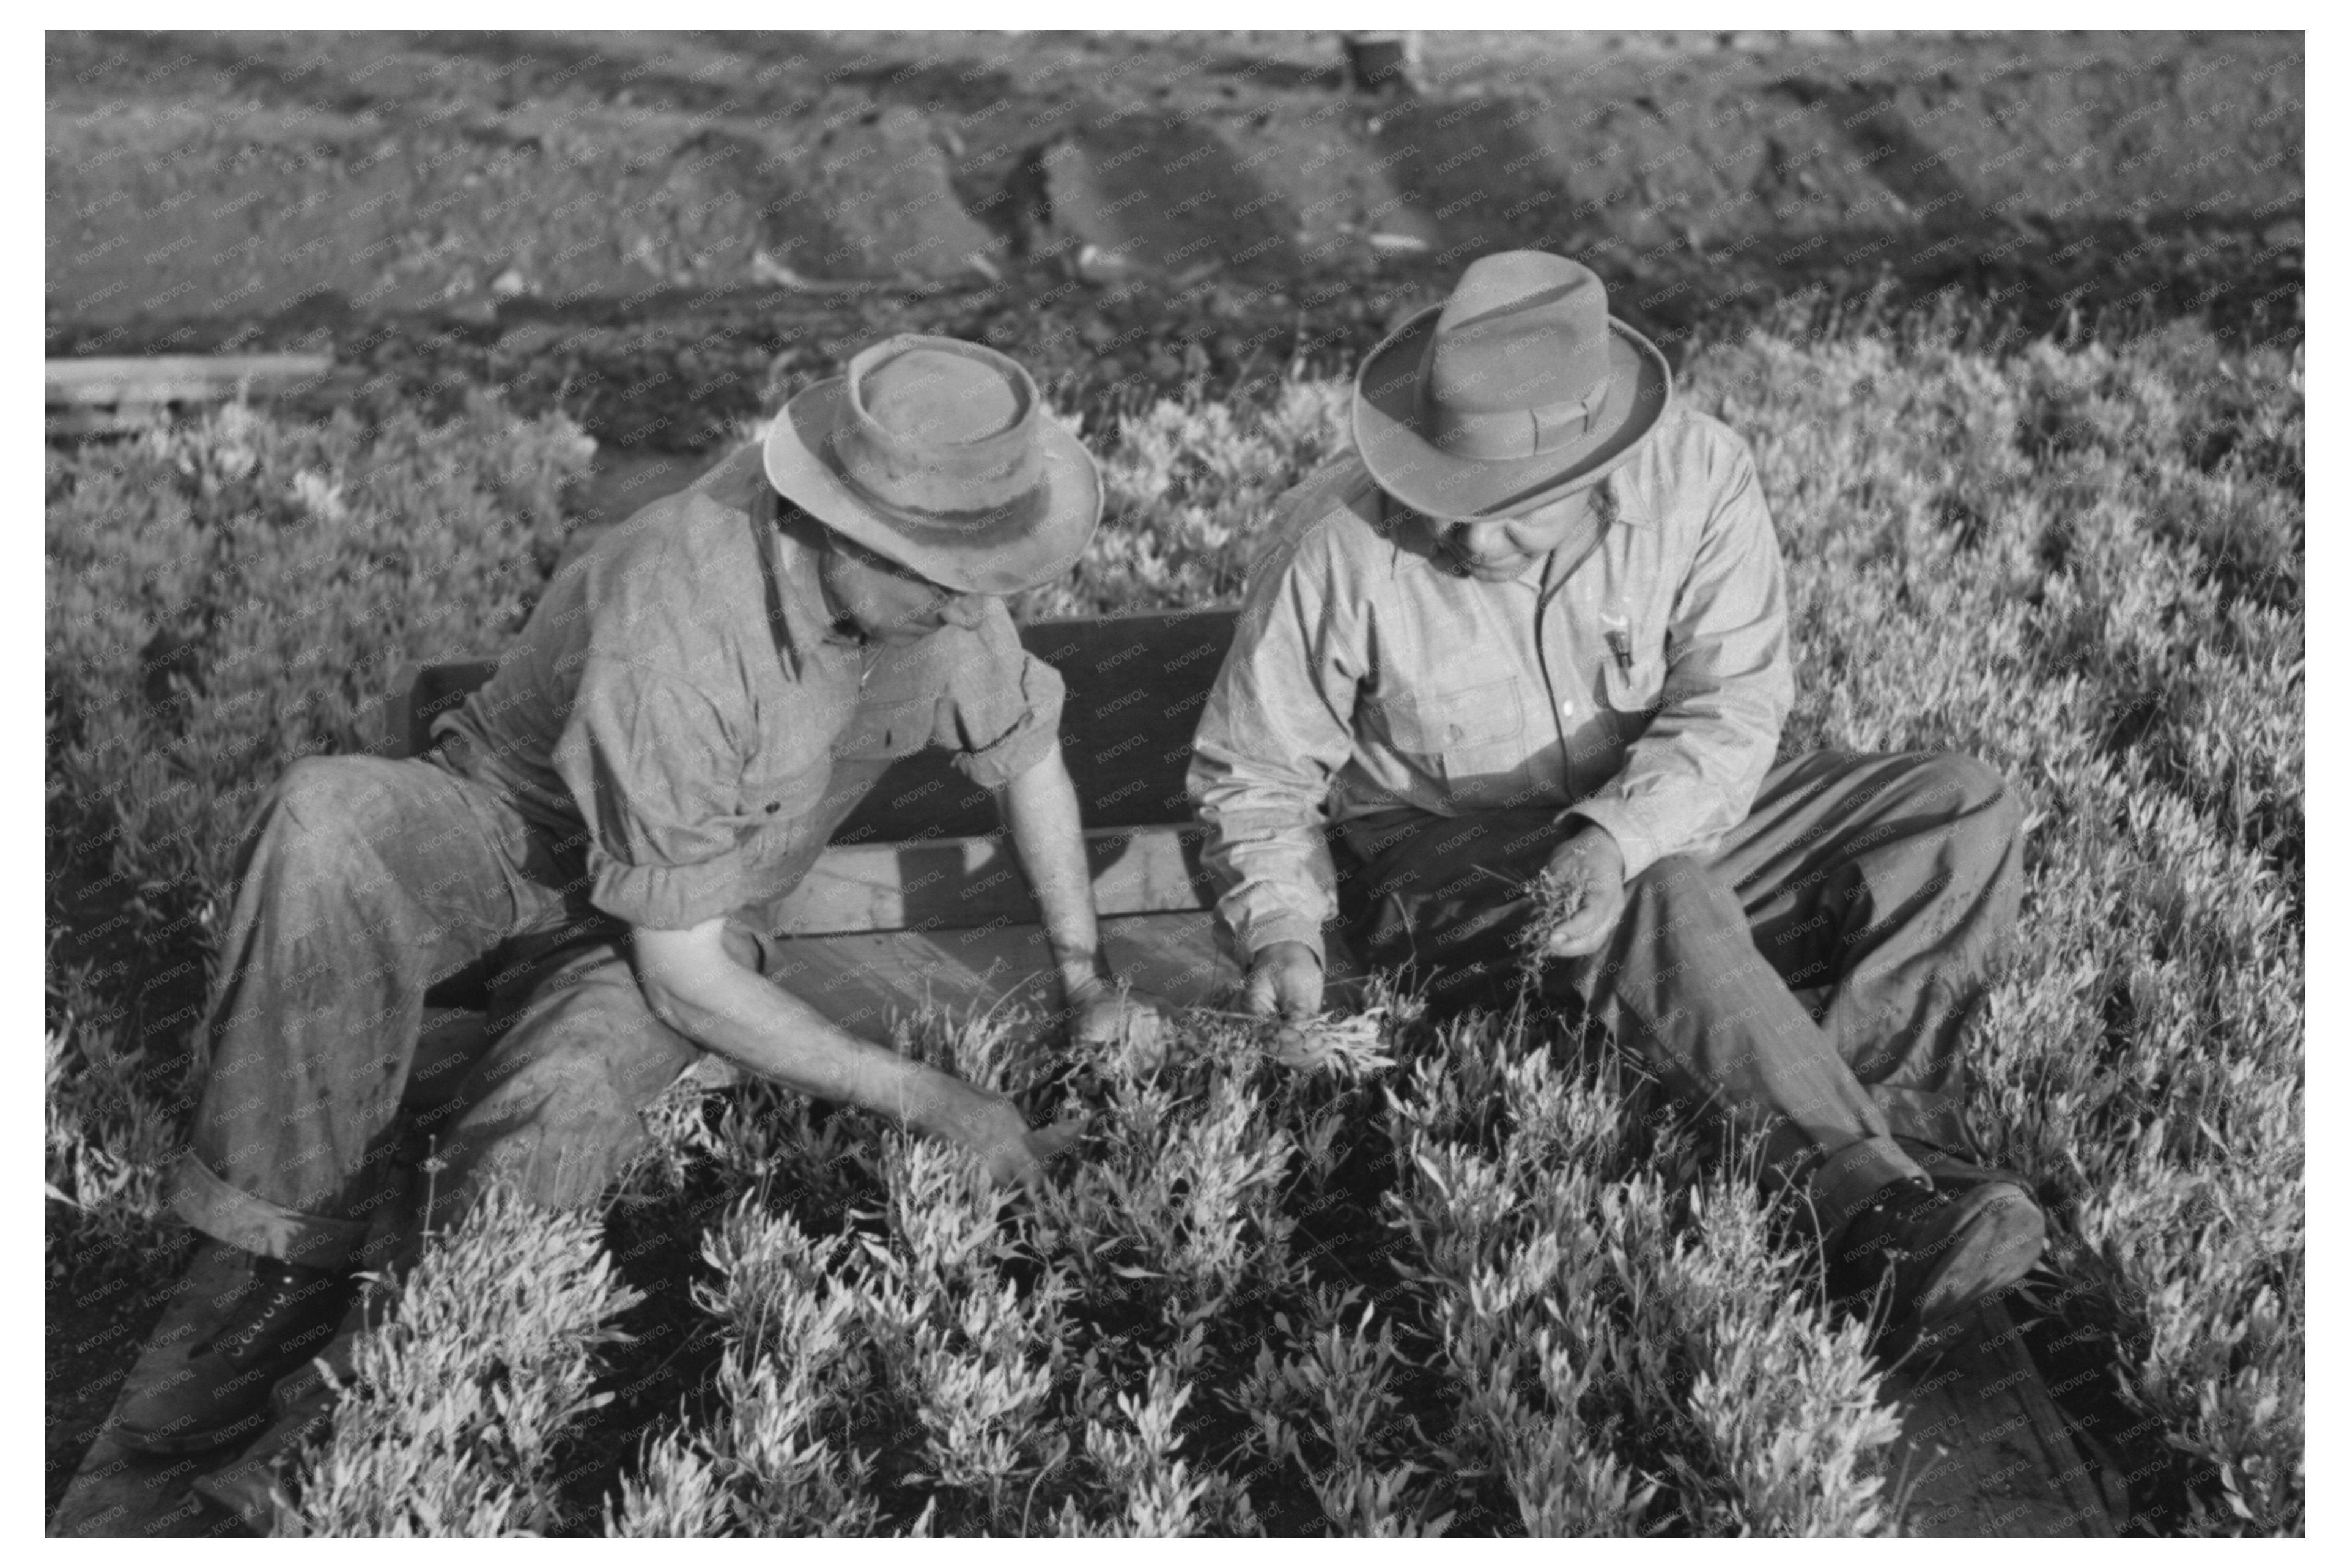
[1535,520,1608,804]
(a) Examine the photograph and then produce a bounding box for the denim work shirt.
[436,443,1065,931]
[1187,405,1794,963]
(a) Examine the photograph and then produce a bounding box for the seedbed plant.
[45,303,2302,1535]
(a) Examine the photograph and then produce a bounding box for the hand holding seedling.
[1065,975,1169,1053]
[1242,938,1325,1023]
[1536,823,1628,959]
[943,1090,1089,1194]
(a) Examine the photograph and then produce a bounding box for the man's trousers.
[166,745,870,1271]
[1331,749,2026,1234]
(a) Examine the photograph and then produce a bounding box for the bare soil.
[48,30,2302,462]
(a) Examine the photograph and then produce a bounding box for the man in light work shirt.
[121,335,1162,1471]
[1190,251,2045,1346]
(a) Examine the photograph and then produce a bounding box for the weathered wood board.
[1876,1297,2123,1536]
[45,353,337,435]
[770,826,1214,934]
[759,909,1238,1031]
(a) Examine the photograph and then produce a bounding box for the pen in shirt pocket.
[1601,611,1635,674]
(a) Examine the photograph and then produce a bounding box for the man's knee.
[1627,852,1718,904]
[273,756,382,825]
[267,758,423,867]
[1915,752,2021,839]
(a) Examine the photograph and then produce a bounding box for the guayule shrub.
[610,1205,881,1536]
[48,394,586,928]
[1010,380,1353,619]
[276,1189,642,1536]
[47,316,2302,1535]
[45,934,192,1274]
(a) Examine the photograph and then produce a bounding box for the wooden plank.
[770,912,1233,1037]
[763,910,1238,1035]
[1879,1296,2120,1537]
[46,407,166,437]
[837,609,1236,841]
[45,354,337,409]
[770,824,1213,934]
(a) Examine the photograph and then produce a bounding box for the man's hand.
[1066,975,1169,1054]
[1243,939,1325,1022]
[933,1087,1088,1194]
[1540,824,1629,959]
[632,918,1085,1196]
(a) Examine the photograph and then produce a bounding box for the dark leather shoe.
[188,1381,340,1533]
[191,1287,379,1531]
[113,1243,354,1456]
[1893,1134,2036,1195]
[1828,1175,2047,1342]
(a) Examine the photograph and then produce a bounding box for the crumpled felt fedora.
[1353,251,1673,522]
[764,334,1102,595]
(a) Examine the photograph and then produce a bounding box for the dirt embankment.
[45,31,2302,456]
[50,31,2300,315]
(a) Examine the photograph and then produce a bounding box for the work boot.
[113,1241,355,1456]
[1893,1133,2036,1194]
[188,1378,340,1535]
[1826,1174,2047,1349]
[191,1284,380,1533]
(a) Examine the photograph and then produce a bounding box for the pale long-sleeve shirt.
[1187,405,1794,964]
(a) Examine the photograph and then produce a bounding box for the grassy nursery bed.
[45,314,2303,1536]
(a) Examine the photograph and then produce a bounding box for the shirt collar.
[1603,470,1651,528]
[767,500,871,679]
[1375,475,1633,592]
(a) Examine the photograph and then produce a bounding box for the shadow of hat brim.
[1352,306,1674,522]
[763,378,1103,596]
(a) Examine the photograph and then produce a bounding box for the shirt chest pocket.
[737,756,832,827]
[1367,677,1528,775]
[832,696,939,763]
[1598,613,1669,716]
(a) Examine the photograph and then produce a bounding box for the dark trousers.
[168,747,871,1271]
[1333,750,2025,1232]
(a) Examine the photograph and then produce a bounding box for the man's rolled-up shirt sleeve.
[551,660,751,930]
[1188,519,1363,966]
[1565,442,1794,879]
[936,601,1068,790]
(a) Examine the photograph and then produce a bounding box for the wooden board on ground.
[837,609,1239,840]
[765,910,1236,1030]
[769,826,1214,934]
[1877,1296,2122,1536]
[45,353,337,436]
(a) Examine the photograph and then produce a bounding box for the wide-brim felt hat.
[1353,251,1674,522]
[764,334,1101,596]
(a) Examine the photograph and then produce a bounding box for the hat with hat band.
[764,334,1101,596]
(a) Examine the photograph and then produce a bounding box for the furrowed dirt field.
[49,30,2301,457]
[46,29,2302,1538]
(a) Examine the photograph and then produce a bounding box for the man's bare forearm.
[630,920,978,1138]
[997,740,1114,997]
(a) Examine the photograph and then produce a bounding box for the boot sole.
[1910,1185,2047,1328]
[189,1395,341,1531]
[113,1401,274,1457]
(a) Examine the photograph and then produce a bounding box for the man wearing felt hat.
[1190,251,2046,1349]
[118,335,1164,1486]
